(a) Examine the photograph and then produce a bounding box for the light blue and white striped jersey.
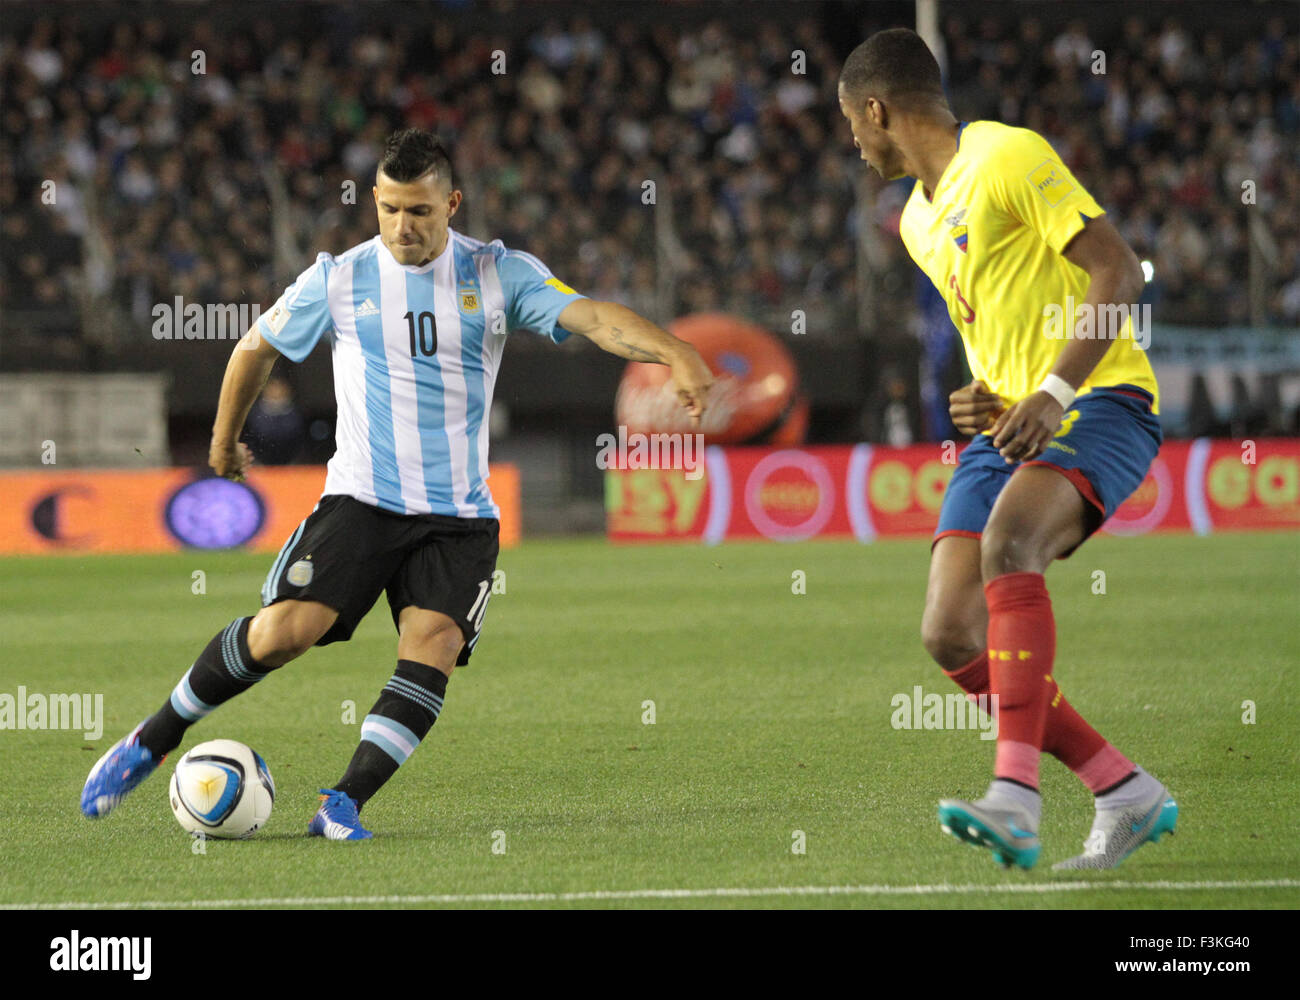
[255,230,585,518]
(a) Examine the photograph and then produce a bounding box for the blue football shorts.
[934,384,1162,555]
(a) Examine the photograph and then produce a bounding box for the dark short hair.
[377,128,454,186]
[839,28,945,108]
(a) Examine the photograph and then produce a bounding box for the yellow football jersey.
[899,121,1159,412]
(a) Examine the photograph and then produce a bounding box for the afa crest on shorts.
[287,558,313,586]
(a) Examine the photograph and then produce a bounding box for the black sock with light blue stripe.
[137,617,275,757]
[334,660,447,809]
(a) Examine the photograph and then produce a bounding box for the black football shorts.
[260,495,499,665]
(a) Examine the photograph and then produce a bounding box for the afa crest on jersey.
[946,209,969,254]
[458,284,481,313]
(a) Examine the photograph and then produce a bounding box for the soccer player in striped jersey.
[838,30,1177,869]
[82,128,714,839]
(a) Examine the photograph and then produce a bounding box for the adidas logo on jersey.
[356,298,380,317]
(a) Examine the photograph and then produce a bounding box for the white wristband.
[1038,374,1076,410]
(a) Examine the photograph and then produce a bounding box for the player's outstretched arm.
[991,217,1146,463]
[558,298,714,427]
[209,329,283,481]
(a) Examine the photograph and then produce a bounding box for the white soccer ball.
[168,739,275,839]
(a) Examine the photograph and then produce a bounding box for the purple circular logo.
[165,477,266,549]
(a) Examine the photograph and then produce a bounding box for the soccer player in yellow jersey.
[839,29,1178,870]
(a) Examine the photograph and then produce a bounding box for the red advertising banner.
[0,464,521,555]
[605,439,1300,543]
[1199,439,1300,531]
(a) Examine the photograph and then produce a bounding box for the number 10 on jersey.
[406,310,437,357]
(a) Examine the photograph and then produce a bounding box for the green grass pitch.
[1,532,1297,909]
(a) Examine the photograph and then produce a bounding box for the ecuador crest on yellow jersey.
[899,121,1159,412]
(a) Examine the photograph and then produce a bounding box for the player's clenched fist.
[949,380,1005,435]
[209,439,254,481]
[670,349,715,428]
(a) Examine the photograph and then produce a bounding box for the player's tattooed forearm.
[609,326,660,362]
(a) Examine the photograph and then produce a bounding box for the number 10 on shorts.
[467,579,491,633]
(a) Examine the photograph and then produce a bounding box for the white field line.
[6,878,1299,910]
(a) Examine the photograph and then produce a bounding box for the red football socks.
[943,574,1134,793]
[984,572,1055,788]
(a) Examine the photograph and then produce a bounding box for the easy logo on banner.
[605,440,1300,543]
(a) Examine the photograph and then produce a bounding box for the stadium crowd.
[2,6,1298,352]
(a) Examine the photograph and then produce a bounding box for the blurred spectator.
[245,375,306,465]
[881,371,915,448]
[0,2,1297,356]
